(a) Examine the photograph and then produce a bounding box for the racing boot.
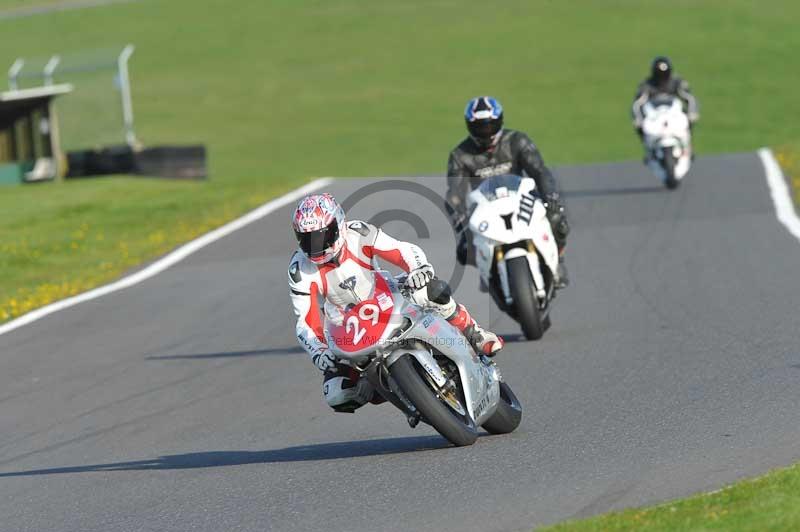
[636,129,648,164]
[447,304,504,356]
[479,277,490,293]
[555,256,570,290]
[323,364,374,413]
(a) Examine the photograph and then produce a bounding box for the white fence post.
[8,58,24,90]
[118,44,137,147]
[43,55,60,86]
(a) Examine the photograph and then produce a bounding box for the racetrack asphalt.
[1,152,800,531]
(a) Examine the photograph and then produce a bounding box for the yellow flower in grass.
[1,279,99,321]
[148,230,166,246]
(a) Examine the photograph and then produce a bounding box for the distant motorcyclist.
[446,96,570,288]
[632,56,699,141]
[288,193,504,413]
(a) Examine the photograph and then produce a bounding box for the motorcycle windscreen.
[477,174,523,201]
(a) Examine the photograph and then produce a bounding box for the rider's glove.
[544,193,570,246]
[312,350,337,372]
[405,264,435,291]
[445,201,466,233]
[544,192,563,215]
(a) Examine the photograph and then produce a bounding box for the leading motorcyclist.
[446,96,571,288]
[288,193,504,413]
[631,56,699,142]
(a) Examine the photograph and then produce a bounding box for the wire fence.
[8,46,134,150]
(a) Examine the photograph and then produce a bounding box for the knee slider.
[426,279,452,305]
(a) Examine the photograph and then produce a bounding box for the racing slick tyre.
[507,256,545,340]
[390,354,478,447]
[481,382,522,435]
[663,150,680,189]
[543,314,552,332]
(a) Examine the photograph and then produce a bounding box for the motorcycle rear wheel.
[390,354,478,447]
[482,382,522,434]
[507,256,545,340]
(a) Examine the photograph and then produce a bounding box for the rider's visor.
[467,118,501,141]
[295,223,339,259]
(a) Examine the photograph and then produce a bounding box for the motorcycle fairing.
[324,271,502,426]
[641,97,692,181]
[468,175,559,296]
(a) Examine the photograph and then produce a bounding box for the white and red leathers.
[288,219,502,412]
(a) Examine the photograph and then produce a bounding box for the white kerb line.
[0,177,334,338]
[758,148,800,241]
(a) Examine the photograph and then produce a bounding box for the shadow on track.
[563,185,663,199]
[0,435,451,477]
[146,346,304,360]
[500,334,528,344]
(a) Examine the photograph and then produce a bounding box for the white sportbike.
[466,174,560,340]
[641,95,692,189]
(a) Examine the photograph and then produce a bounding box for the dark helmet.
[464,96,504,148]
[651,56,672,86]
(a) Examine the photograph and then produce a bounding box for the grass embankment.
[0,178,291,320]
[0,0,50,10]
[1,0,799,322]
[775,142,800,205]
[544,463,800,531]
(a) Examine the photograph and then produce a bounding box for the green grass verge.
[1,0,799,321]
[775,142,800,206]
[0,178,296,320]
[0,0,50,10]
[543,462,800,531]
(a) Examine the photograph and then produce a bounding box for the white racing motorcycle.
[641,95,692,189]
[324,270,522,447]
[466,174,560,340]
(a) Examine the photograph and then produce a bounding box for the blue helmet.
[464,96,504,148]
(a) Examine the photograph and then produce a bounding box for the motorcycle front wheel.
[507,256,545,340]
[482,382,522,434]
[390,354,478,447]
[663,149,680,189]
